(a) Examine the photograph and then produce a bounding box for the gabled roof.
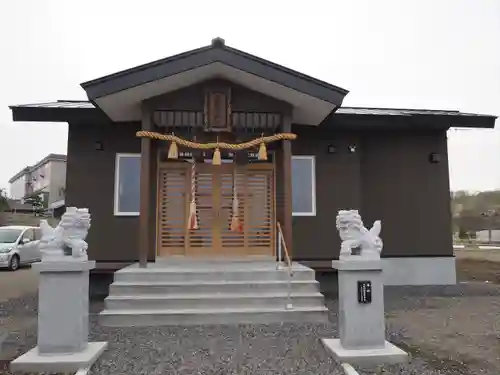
[9,100,497,129]
[82,38,348,101]
[79,38,349,125]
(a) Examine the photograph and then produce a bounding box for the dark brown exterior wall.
[360,129,453,258]
[67,121,453,265]
[66,121,142,262]
[292,127,453,261]
[291,128,361,261]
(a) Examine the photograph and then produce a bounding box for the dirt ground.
[455,249,500,284]
[0,268,38,302]
[455,248,500,263]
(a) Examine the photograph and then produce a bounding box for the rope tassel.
[187,160,198,230]
[167,140,178,159]
[167,132,178,159]
[257,133,267,161]
[212,137,221,165]
[212,147,221,165]
[258,142,267,161]
[230,169,243,233]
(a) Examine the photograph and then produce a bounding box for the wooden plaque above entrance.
[204,87,232,132]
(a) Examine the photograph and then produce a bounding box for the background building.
[8,153,67,207]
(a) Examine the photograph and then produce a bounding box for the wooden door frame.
[155,160,276,258]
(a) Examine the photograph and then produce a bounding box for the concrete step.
[152,256,276,265]
[109,279,321,296]
[100,261,328,327]
[99,306,329,326]
[104,292,325,310]
[114,268,314,283]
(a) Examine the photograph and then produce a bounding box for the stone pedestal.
[11,260,107,373]
[322,259,408,366]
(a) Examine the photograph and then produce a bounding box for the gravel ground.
[1,281,500,375]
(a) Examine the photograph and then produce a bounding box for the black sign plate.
[357,280,372,304]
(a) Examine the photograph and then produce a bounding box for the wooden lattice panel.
[219,169,246,250]
[187,168,215,256]
[245,169,274,254]
[157,164,189,256]
[157,162,275,257]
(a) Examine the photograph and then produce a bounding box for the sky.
[0,0,499,193]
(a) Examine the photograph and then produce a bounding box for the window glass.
[34,228,42,240]
[0,228,23,243]
[115,154,141,215]
[23,229,35,241]
[292,156,316,216]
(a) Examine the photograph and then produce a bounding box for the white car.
[0,226,42,271]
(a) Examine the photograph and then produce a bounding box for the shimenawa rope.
[136,131,297,150]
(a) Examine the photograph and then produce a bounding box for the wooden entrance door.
[157,162,275,257]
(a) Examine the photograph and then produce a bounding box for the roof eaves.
[10,104,108,123]
[330,109,496,129]
[445,114,497,128]
[9,100,496,128]
[340,106,461,113]
[9,100,95,109]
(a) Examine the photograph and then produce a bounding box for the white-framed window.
[291,155,316,216]
[114,153,141,216]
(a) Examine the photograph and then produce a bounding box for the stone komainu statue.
[336,209,383,259]
[38,207,91,260]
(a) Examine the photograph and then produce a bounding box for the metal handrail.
[276,221,293,309]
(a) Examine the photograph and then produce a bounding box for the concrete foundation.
[321,338,408,366]
[10,342,107,373]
